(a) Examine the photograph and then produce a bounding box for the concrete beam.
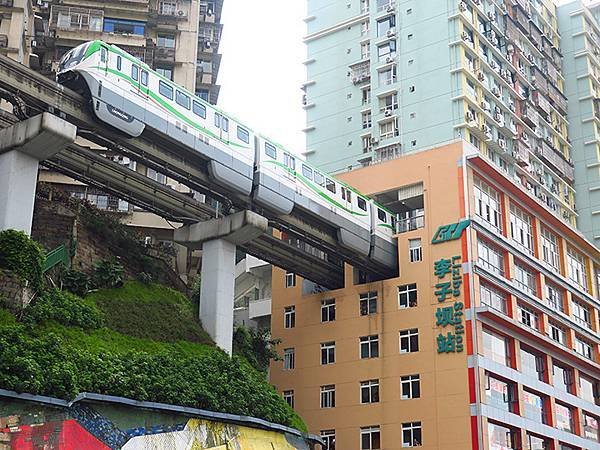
[0,113,76,233]
[174,210,268,249]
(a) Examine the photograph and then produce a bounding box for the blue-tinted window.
[176,90,190,109]
[197,88,209,101]
[103,18,145,36]
[192,101,206,118]
[222,117,229,132]
[116,55,122,71]
[140,70,148,86]
[159,80,173,100]
[237,126,249,143]
[131,65,139,81]
[265,142,277,158]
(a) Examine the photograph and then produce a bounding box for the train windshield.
[58,43,89,72]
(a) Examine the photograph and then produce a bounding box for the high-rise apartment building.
[558,0,600,245]
[270,141,600,450]
[0,0,223,278]
[304,0,577,231]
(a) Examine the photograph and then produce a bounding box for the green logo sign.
[431,219,471,244]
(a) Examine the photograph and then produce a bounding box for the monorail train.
[56,40,397,268]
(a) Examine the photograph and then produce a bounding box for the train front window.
[58,43,88,71]
[378,209,387,222]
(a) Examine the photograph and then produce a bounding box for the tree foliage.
[233,325,281,373]
[0,229,45,289]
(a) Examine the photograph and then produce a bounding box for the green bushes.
[61,269,90,296]
[0,229,45,289]
[0,324,304,430]
[233,326,280,373]
[92,259,124,289]
[23,288,104,329]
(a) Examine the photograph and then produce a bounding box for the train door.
[99,46,108,74]
[283,152,296,181]
[214,113,229,142]
[340,186,353,213]
[131,64,140,94]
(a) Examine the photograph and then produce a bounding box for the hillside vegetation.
[0,230,305,432]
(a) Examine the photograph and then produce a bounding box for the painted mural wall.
[0,399,315,450]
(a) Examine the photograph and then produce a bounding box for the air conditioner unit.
[473,0,481,5]
[492,87,500,97]
[498,139,506,149]
[177,9,185,16]
[494,113,502,122]
[490,60,497,69]
[387,4,395,12]
[387,28,396,37]
[385,109,392,117]
[477,72,485,82]
[480,100,488,110]
[461,32,469,41]
[489,31,497,42]
[487,11,496,21]
[527,53,535,63]
[466,111,474,121]
[459,1,467,12]
[370,137,379,144]
[385,56,394,63]
[507,44,514,53]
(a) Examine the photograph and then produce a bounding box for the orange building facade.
[269,142,600,450]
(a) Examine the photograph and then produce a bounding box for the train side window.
[100,47,107,62]
[116,56,122,71]
[326,178,336,194]
[237,126,249,143]
[341,187,352,202]
[192,101,206,118]
[284,153,295,171]
[176,90,190,109]
[357,197,367,211]
[159,80,173,100]
[314,171,325,186]
[132,65,139,81]
[222,117,229,132]
[141,70,148,86]
[377,209,387,222]
[214,113,221,128]
[265,142,277,158]
[302,164,313,180]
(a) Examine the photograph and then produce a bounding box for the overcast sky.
[217,1,307,154]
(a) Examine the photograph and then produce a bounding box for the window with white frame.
[402,422,422,447]
[377,14,395,36]
[362,110,372,129]
[320,385,336,408]
[284,306,295,328]
[361,41,370,60]
[477,241,504,275]
[545,283,563,312]
[409,239,422,262]
[362,135,373,153]
[379,118,399,139]
[474,178,502,231]
[362,87,371,105]
[360,379,380,404]
[360,426,381,450]
[360,291,378,316]
[321,430,336,450]
[401,374,420,399]
[567,248,588,290]
[378,65,397,85]
[285,271,296,288]
[548,321,566,346]
[283,348,295,370]
[377,40,397,61]
[379,93,398,113]
[575,337,593,360]
[514,263,536,295]
[283,390,294,408]
[360,335,379,359]
[321,299,336,322]
[541,228,560,270]
[510,204,534,253]
[361,19,370,36]
[517,304,539,331]
[480,283,507,313]
[399,328,419,353]
[571,300,591,328]
[398,283,417,309]
[321,341,335,365]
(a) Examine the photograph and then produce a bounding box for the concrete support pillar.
[200,238,236,354]
[175,210,268,354]
[0,113,76,234]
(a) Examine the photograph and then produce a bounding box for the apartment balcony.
[249,298,271,320]
[374,143,401,163]
[537,141,574,183]
[521,103,540,131]
[349,60,370,84]
[511,5,530,34]
[150,3,189,22]
[396,214,424,234]
[512,139,530,168]
[0,34,7,49]
[0,0,13,7]
[531,91,551,119]
[548,85,567,115]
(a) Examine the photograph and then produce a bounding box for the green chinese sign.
[434,256,464,354]
[431,219,471,244]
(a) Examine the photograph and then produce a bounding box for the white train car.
[57,40,254,195]
[57,40,398,268]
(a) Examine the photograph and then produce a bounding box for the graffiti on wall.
[0,398,315,450]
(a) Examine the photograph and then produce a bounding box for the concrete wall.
[0,394,318,449]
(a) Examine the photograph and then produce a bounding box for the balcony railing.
[396,215,424,234]
[376,0,395,12]
[154,46,175,62]
[349,60,370,84]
